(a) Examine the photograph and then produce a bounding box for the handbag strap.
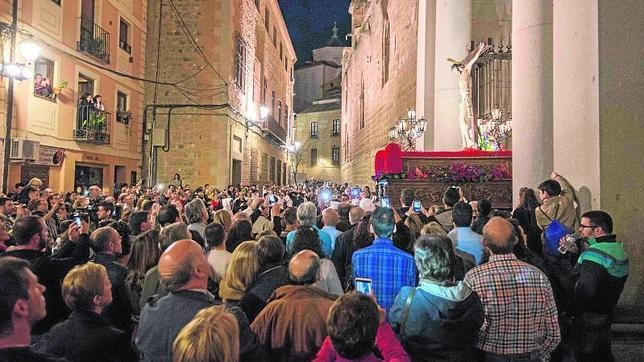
[400,288,416,337]
[539,201,560,222]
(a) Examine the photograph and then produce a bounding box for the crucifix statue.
[448,42,490,149]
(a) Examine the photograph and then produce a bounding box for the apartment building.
[0,0,147,193]
[143,0,296,188]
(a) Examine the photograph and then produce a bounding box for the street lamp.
[387,107,427,151]
[287,141,301,184]
[1,0,42,193]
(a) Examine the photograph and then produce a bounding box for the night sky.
[278,0,351,66]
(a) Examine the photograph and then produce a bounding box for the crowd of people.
[0,172,629,361]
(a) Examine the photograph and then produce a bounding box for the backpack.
[540,204,570,256]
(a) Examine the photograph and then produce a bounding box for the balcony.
[77,21,111,64]
[74,105,111,144]
[264,116,287,145]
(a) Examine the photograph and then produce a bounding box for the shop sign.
[37,146,64,166]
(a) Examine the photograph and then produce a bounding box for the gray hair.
[349,207,365,225]
[413,235,453,281]
[159,222,191,251]
[185,199,206,224]
[297,202,318,227]
[160,253,196,292]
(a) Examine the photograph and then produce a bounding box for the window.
[234,35,247,90]
[310,121,318,137]
[284,57,288,72]
[271,90,275,118]
[284,105,289,126]
[33,58,55,101]
[116,91,130,125]
[264,8,270,31]
[52,0,61,5]
[278,100,282,126]
[255,0,260,10]
[273,26,277,46]
[262,78,267,103]
[117,91,128,112]
[332,119,340,136]
[279,43,283,61]
[270,157,276,182]
[311,149,318,166]
[332,147,340,165]
[119,19,131,53]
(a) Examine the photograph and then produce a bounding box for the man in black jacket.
[0,257,64,361]
[4,215,90,334]
[89,226,133,334]
[331,206,365,288]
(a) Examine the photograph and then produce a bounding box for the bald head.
[482,217,516,255]
[322,208,339,227]
[159,239,207,292]
[288,250,320,285]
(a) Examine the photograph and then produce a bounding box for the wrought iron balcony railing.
[74,105,112,144]
[77,20,111,64]
[265,116,287,145]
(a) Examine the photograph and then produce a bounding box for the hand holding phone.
[381,197,390,208]
[355,278,372,295]
[413,200,422,212]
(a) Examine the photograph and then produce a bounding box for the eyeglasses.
[579,224,598,229]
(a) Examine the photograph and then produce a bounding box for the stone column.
[433,0,471,150]
[511,0,553,200]
[553,0,644,312]
[416,0,435,151]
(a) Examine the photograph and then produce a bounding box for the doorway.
[75,164,103,191]
[114,166,126,190]
[232,159,242,186]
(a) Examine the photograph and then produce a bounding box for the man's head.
[296,202,318,227]
[96,201,115,221]
[452,202,473,228]
[322,208,339,227]
[326,291,380,359]
[337,203,351,220]
[482,217,517,255]
[157,205,180,227]
[537,180,561,201]
[26,186,39,201]
[89,227,122,255]
[477,199,492,217]
[400,188,414,207]
[12,216,48,250]
[0,197,14,216]
[256,235,284,267]
[579,211,613,239]
[205,222,226,249]
[62,262,112,312]
[159,222,191,252]
[348,206,365,226]
[28,198,48,214]
[129,211,151,236]
[159,239,210,292]
[185,199,208,225]
[288,249,320,285]
[0,257,46,335]
[282,207,298,227]
[443,187,460,208]
[370,207,395,239]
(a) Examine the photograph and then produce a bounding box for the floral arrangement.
[406,161,511,182]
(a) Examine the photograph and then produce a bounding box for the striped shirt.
[352,238,416,312]
[464,253,560,357]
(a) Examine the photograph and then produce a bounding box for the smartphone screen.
[74,216,82,227]
[381,197,390,208]
[413,200,422,212]
[269,194,277,205]
[355,278,372,295]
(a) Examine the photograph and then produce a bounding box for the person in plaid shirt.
[464,217,560,361]
[352,207,416,312]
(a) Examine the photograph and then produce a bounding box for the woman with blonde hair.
[173,305,239,362]
[218,240,260,304]
[213,209,232,233]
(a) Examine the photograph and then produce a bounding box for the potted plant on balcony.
[83,111,107,142]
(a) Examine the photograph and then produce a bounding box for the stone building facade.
[0,0,148,194]
[144,0,295,188]
[343,0,644,315]
[342,0,511,186]
[293,96,342,183]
